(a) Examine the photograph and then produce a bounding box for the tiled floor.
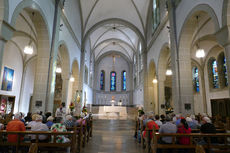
[83,119,145,153]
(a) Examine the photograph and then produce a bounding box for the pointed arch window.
[110,71,116,91]
[192,67,199,92]
[100,70,105,90]
[152,0,160,31]
[212,60,219,88]
[122,71,127,91]
[223,57,228,86]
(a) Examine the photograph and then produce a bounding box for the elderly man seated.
[199,117,217,144]
[30,115,49,142]
[157,116,177,153]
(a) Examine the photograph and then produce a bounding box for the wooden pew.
[28,143,38,153]
[151,133,230,153]
[0,130,77,153]
[191,129,226,133]
[140,120,145,148]
[196,145,205,153]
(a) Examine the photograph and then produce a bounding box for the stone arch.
[10,0,51,40]
[1,6,51,114]
[57,41,71,79]
[157,43,170,80]
[176,4,220,114]
[157,43,171,115]
[53,42,71,113]
[147,59,157,113]
[178,4,220,45]
[71,60,80,100]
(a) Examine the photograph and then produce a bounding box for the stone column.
[45,1,62,113]
[78,48,86,108]
[167,0,181,114]
[200,64,207,113]
[142,50,149,111]
[62,76,70,106]
[158,79,165,115]
[168,0,194,114]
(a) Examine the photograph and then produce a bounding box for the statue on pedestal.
[110,96,115,106]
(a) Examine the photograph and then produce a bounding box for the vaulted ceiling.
[79,0,151,61]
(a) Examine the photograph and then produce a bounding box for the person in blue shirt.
[46,116,54,128]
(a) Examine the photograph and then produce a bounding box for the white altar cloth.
[98,106,127,117]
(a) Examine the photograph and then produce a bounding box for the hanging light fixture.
[166,69,172,76]
[152,78,158,84]
[70,76,75,82]
[152,74,158,84]
[195,16,205,58]
[56,67,62,73]
[196,48,205,58]
[24,12,34,55]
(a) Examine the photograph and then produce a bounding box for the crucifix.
[111,54,120,70]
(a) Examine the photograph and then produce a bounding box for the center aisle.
[83,119,145,153]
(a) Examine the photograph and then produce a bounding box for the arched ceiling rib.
[80,0,150,61]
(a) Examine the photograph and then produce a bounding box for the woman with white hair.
[30,115,49,142]
[186,117,197,129]
[63,115,74,128]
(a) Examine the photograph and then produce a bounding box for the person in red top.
[143,118,159,139]
[177,118,191,145]
[6,112,26,143]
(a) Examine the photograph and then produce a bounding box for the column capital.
[215,25,230,47]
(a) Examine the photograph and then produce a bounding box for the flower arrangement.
[82,105,87,114]
[69,102,75,111]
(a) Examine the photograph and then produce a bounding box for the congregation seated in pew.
[0,111,93,153]
[135,112,230,153]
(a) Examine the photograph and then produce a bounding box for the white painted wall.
[0,41,23,113]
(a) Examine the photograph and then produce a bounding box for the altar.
[98,106,127,119]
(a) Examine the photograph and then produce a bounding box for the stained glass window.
[153,0,160,31]
[100,70,105,90]
[223,57,228,86]
[110,71,116,91]
[192,67,199,92]
[122,71,127,91]
[212,60,219,88]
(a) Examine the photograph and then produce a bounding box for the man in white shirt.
[55,102,66,122]
[30,115,49,142]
